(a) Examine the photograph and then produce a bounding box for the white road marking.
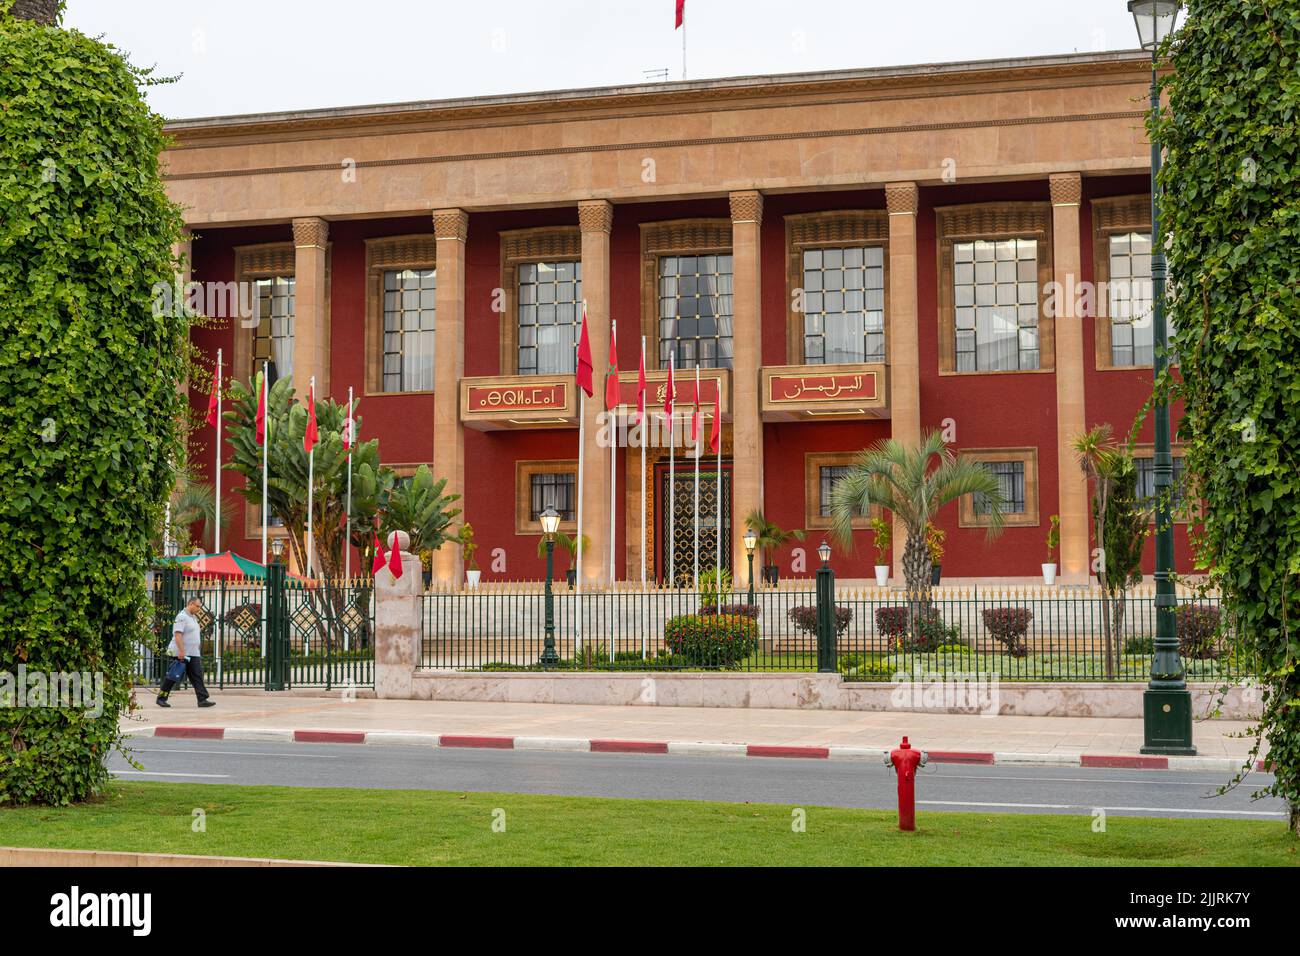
[112,771,231,779]
[920,799,1285,817]
[127,747,340,759]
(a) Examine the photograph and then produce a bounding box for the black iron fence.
[141,567,374,690]
[419,581,1248,682]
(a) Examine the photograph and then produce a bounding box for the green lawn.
[1,783,1295,866]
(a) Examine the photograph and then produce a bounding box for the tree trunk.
[9,0,60,24]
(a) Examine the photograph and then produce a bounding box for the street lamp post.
[1129,0,1195,755]
[815,540,835,673]
[539,507,561,667]
[743,527,758,605]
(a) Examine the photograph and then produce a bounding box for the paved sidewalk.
[123,690,1264,768]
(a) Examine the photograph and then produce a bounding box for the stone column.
[432,209,468,586]
[886,183,921,584]
[291,216,329,401]
[374,531,421,699]
[578,200,614,585]
[1050,173,1090,584]
[729,190,764,586]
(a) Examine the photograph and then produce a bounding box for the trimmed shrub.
[698,603,760,619]
[664,614,758,668]
[981,607,1033,657]
[788,605,853,637]
[1176,604,1222,660]
[1124,635,1155,656]
[838,653,897,682]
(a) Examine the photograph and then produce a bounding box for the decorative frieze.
[1049,172,1083,206]
[292,216,329,248]
[935,202,1052,240]
[885,182,919,215]
[729,189,764,225]
[432,208,469,242]
[577,199,614,235]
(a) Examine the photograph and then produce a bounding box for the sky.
[63,0,1144,120]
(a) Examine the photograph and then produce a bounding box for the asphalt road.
[109,739,1287,821]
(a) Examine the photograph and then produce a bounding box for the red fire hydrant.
[887,736,927,831]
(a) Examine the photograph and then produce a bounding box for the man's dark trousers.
[158,656,210,702]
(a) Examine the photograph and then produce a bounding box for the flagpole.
[306,375,316,579]
[345,387,353,583]
[639,336,647,589]
[609,320,617,584]
[215,348,222,555]
[260,360,268,658]
[693,366,700,593]
[668,354,675,589]
[575,332,585,653]
[716,397,722,586]
[214,348,223,683]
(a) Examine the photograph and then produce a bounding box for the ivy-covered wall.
[0,5,188,803]
[1159,0,1300,829]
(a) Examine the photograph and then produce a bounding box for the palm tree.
[1073,424,1145,678]
[743,510,805,585]
[828,432,1007,595]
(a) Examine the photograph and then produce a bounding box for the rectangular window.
[1135,457,1187,509]
[819,465,853,517]
[251,276,295,386]
[1108,232,1154,366]
[530,472,576,522]
[658,254,734,370]
[953,238,1039,372]
[518,260,582,375]
[382,268,436,392]
[974,461,1026,515]
[803,246,885,364]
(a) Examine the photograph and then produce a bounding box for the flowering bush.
[1175,604,1222,660]
[981,607,1033,657]
[664,613,758,667]
[875,605,955,652]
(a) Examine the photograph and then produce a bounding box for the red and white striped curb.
[125,726,1271,775]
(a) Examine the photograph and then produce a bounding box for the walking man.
[157,595,215,708]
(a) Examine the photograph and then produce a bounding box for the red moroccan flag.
[675,0,685,29]
[204,363,220,427]
[254,373,267,445]
[709,390,721,454]
[663,356,675,418]
[387,537,404,579]
[691,390,701,444]
[604,322,620,411]
[575,303,594,398]
[634,342,647,426]
[371,530,387,575]
[303,382,318,454]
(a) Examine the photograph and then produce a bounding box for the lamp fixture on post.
[815,540,835,673]
[270,536,284,563]
[539,507,560,666]
[743,526,758,605]
[1128,0,1194,755]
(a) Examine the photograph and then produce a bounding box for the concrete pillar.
[577,199,614,585]
[729,190,764,587]
[1050,173,1090,584]
[291,217,329,401]
[374,531,421,698]
[431,209,468,586]
[886,183,921,584]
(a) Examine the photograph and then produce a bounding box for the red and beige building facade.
[169,50,1191,586]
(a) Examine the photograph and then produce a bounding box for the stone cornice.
[164,52,1153,145]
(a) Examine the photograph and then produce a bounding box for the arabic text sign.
[768,372,878,404]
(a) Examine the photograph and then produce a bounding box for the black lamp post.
[539,507,561,667]
[815,540,835,673]
[1129,0,1195,755]
[743,527,758,605]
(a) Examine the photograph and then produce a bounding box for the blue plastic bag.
[166,659,187,682]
